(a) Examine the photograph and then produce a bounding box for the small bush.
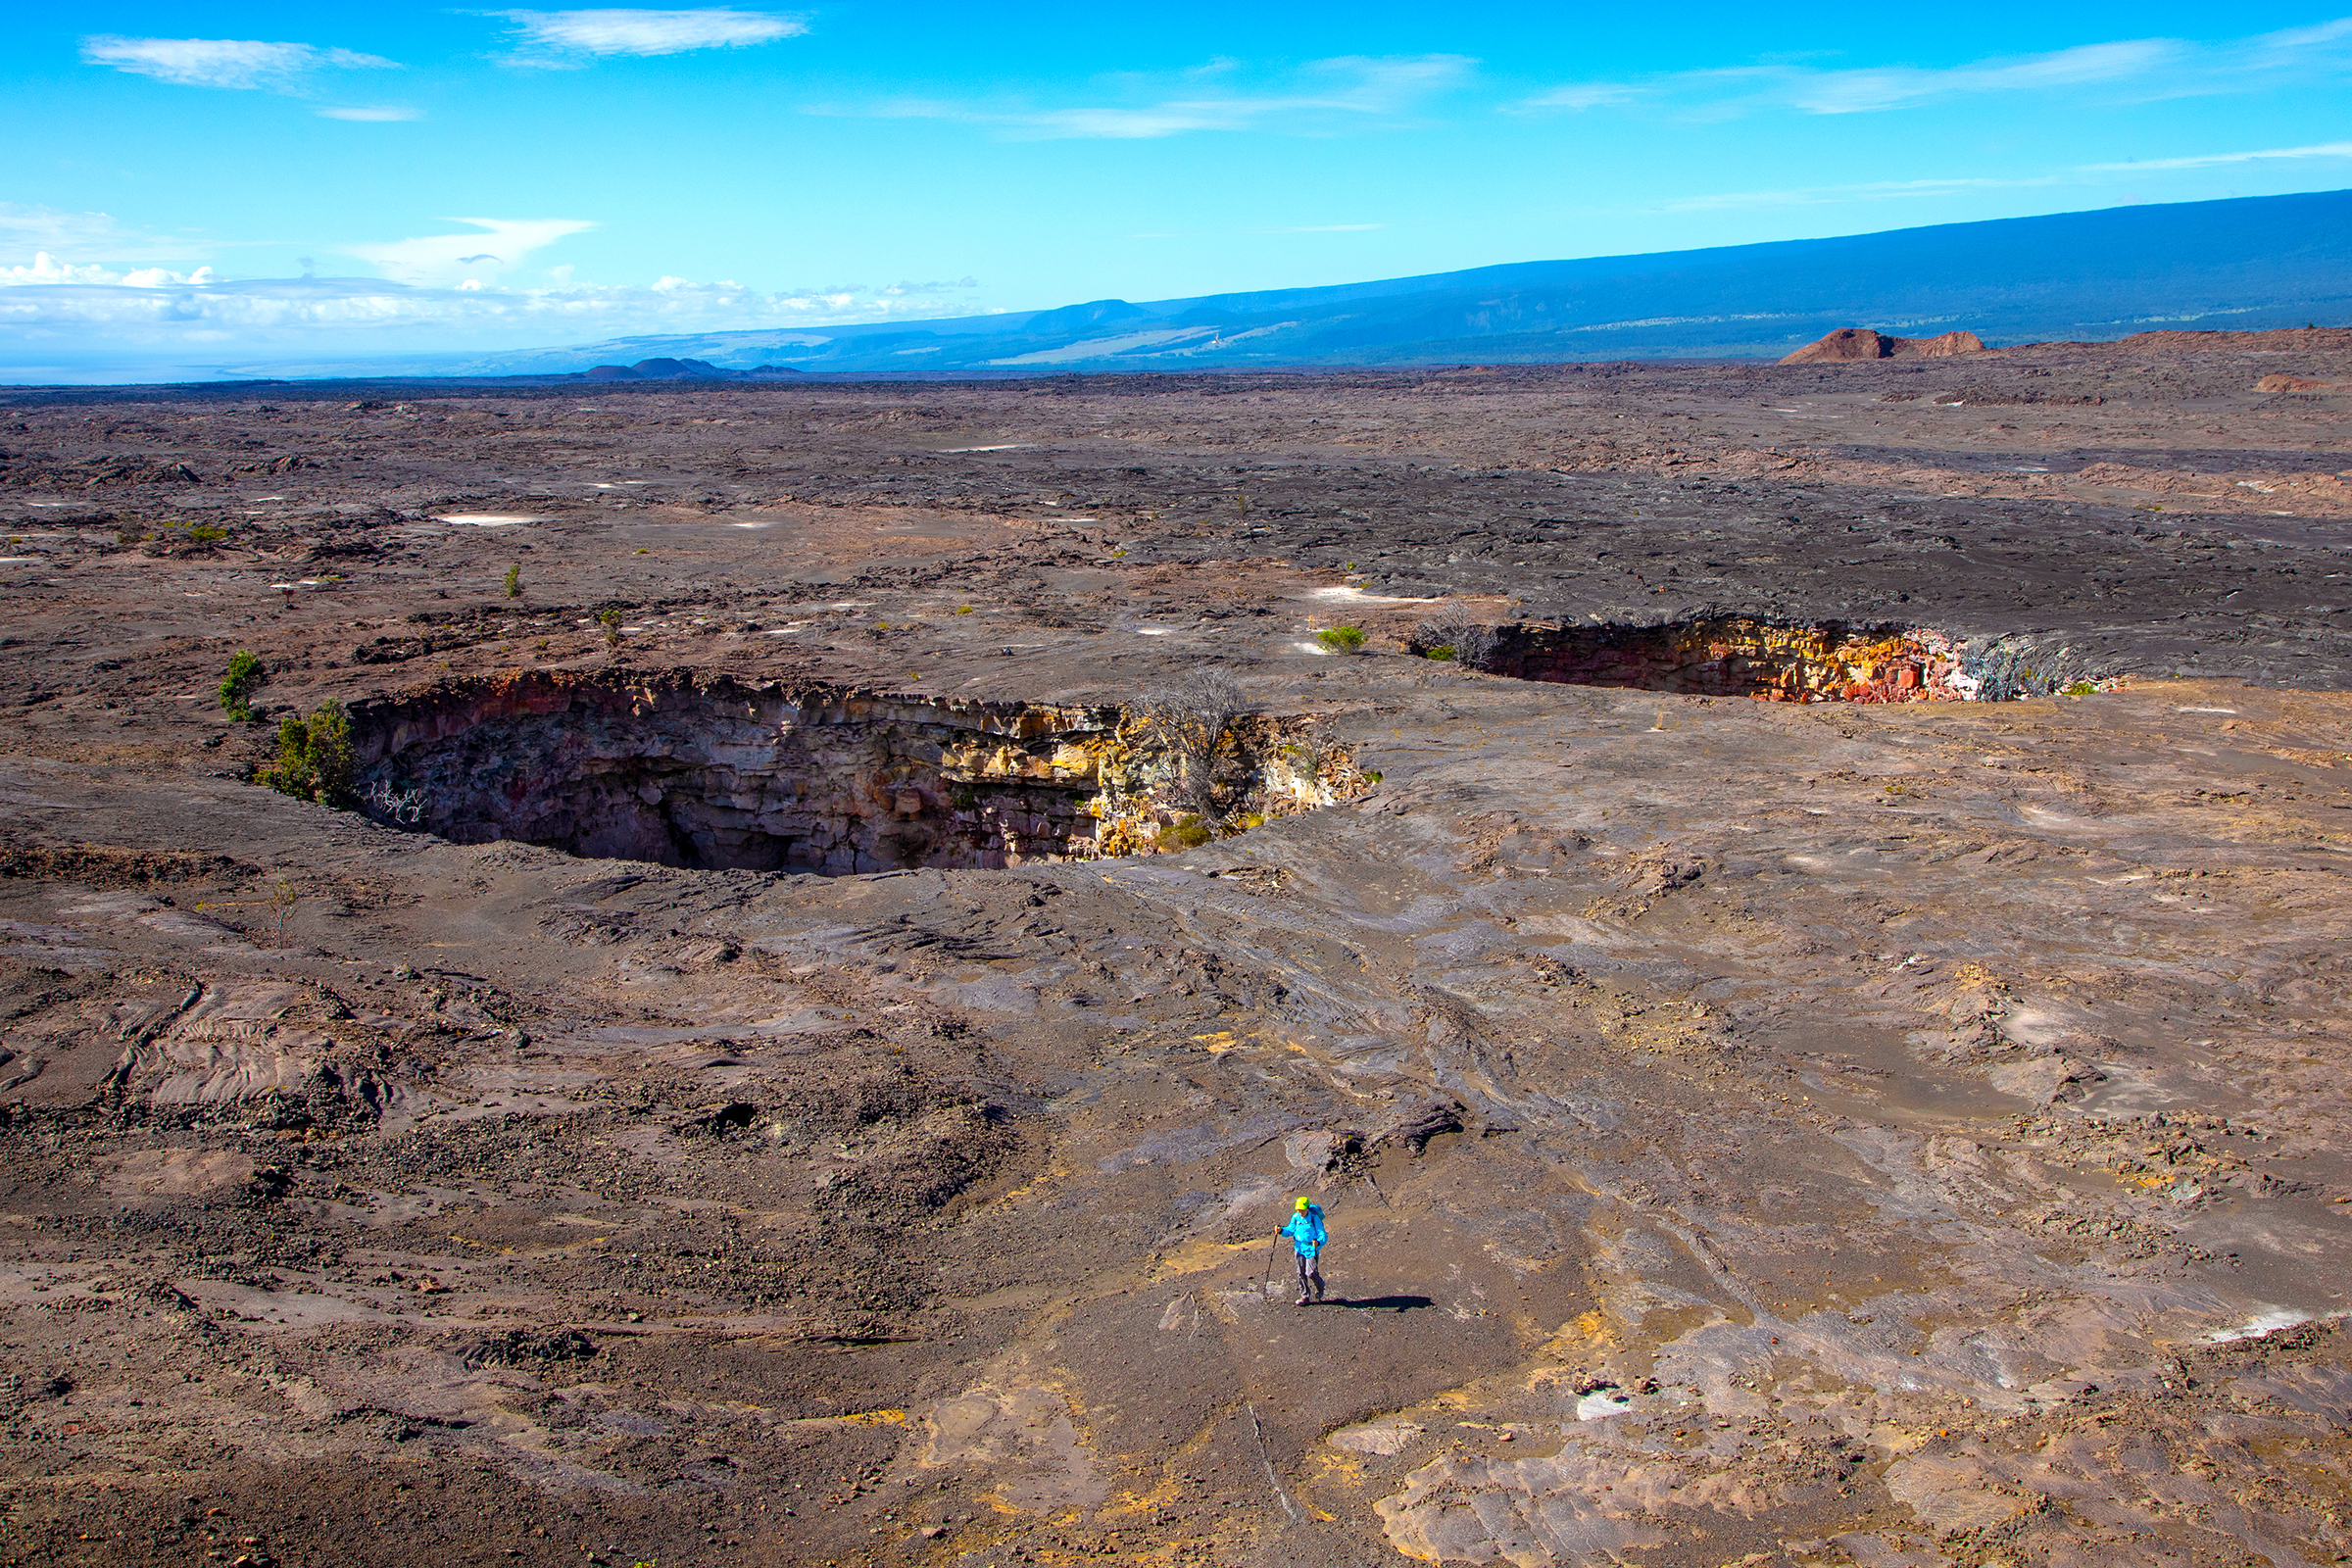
[504,563,522,599]
[1317,624,1367,654]
[257,702,355,808]
[1166,815,1213,849]
[218,651,264,721]
[187,524,227,544]
[1407,606,1494,669]
[598,609,623,648]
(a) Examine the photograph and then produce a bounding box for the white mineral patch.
[438,513,541,526]
[1330,1420,1424,1455]
[1306,585,1441,605]
[2202,1306,2324,1343]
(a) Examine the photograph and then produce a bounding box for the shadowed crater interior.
[1468,616,2090,703]
[344,668,1356,873]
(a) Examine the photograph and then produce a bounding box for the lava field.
[2,333,2350,1568]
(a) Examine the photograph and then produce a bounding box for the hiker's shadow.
[1329,1295,1434,1312]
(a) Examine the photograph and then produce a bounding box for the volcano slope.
[2,333,2351,1568]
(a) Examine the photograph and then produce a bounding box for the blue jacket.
[1282,1204,1328,1259]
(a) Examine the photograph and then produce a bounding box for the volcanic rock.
[1781,326,1985,364]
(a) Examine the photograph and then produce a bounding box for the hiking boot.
[1295,1293,1310,1306]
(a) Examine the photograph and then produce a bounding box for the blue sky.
[4,3,2349,371]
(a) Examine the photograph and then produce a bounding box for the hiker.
[1282,1196,1328,1305]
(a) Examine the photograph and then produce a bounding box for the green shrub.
[257,702,355,807]
[504,563,522,599]
[187,523,227,544]
[217,650,264,721]
[2063,679,2098,696]
[1166,815,1213,849]
[1422,644,1456,662]
[1317,624,1367,654]
[598,609,624,648]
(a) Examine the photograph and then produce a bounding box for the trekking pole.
[1259,1233,1281,1298]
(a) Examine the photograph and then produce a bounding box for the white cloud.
[80,35,398,91]
[318,106,421,122]
[2082,140,2352,172]
[500,8,805,64]
[0,253,216,288]
[0,270,988,356]
[838,54,1473,140]
[1,204,157,257]
[342,218,598,286]
[1654,137,2352,213]
[1515,17,2352,119]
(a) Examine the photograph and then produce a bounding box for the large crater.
[343,669,1357,874]
[1476,616,2088,703]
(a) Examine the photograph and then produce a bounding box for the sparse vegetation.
[1140,665,1247,819]
[361,776,428,826]
[1408,606,1495,669]
[187,523,226,544]
[217,650,264,721]
[269,876,301,948]
[1165,814,1213,848]
[1964,637,2107,701]
[257,701,355,808]
[504,562,522,598]
[599,609,624,649]
[1317,624,1367,654]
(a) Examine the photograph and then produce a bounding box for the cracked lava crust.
[2,338,2351,1568]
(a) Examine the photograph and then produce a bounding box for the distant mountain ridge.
[37,188,2352,384]
[520,187,2347,378]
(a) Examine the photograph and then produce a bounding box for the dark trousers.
[1295,1250,1324,1298]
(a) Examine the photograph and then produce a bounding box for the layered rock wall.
[347,670,1122,873]
[344,669,1372,873]
[1492,618,1972,703]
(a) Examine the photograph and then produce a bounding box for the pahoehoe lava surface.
[2,335,2350,1568]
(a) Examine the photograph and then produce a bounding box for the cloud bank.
[0,263,981,366]
[80,35,399,91]
[836,54,1473,140]
[343,218,599,286]
[0,212,985,364]
[1516,17,2352,119]
[500,8,806,65]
